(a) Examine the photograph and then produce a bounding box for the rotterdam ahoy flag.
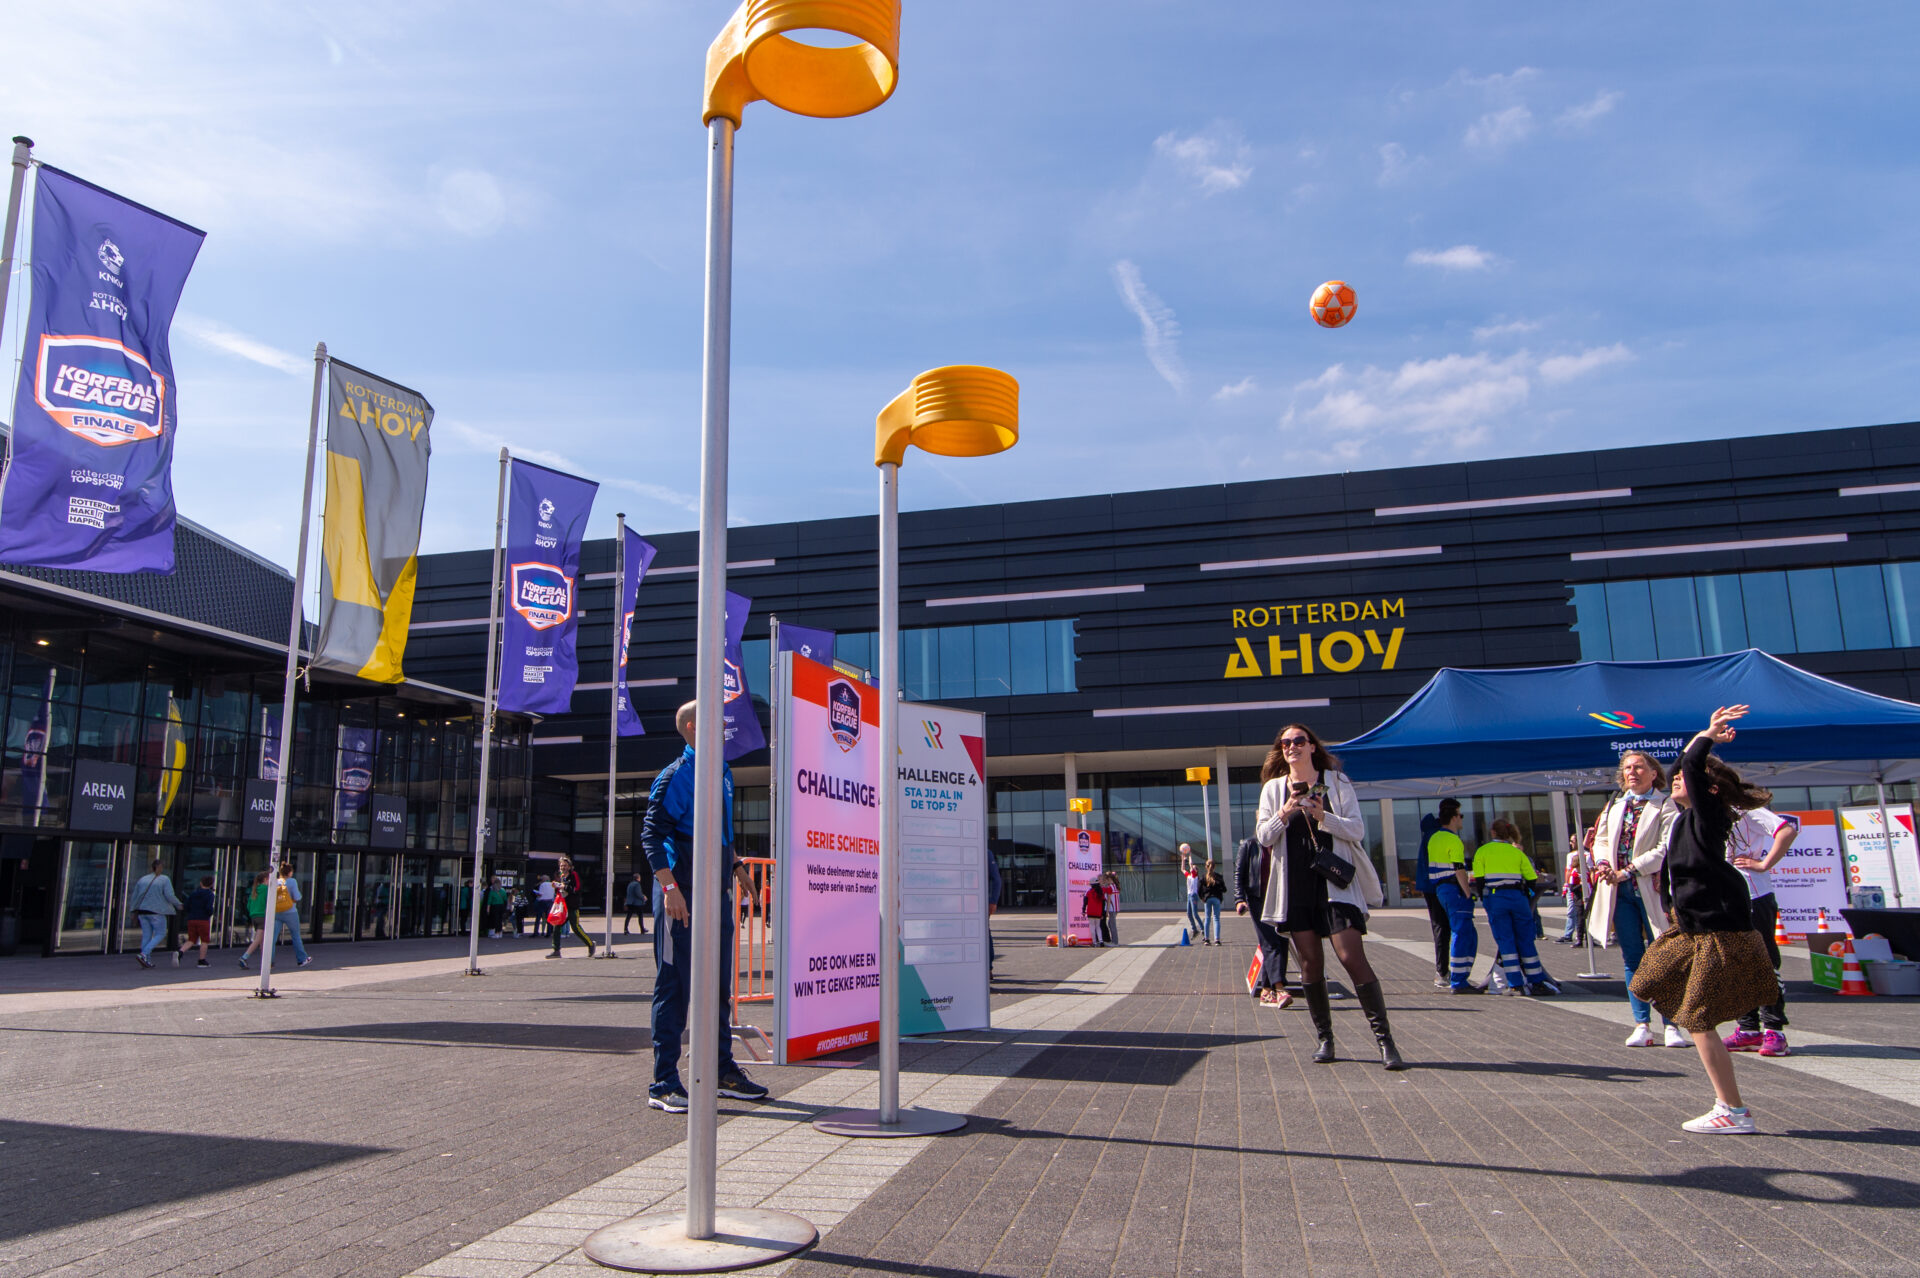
[778,622,836,664]
[498,460,598,714]
[615,526,658,737]
[0,167,203,571]
[313,361,433,682]
[722,590,767,760]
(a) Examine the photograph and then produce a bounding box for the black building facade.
[406,420,1920,909]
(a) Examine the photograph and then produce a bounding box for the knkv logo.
[510,562,574,629]
[827,679,862,751]
[922,720,943,750]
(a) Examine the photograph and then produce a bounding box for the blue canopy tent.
[1334,649,1920,799]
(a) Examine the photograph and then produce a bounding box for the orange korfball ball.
[1311,280,1357,329]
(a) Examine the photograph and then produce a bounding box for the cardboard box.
[1852,935,1895,963]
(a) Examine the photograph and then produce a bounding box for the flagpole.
[258,342,328,998]
[467,448,509,976]
[603,513,626,956]
[0,137,35,523]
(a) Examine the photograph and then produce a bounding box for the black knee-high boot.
[1304,978,1335,1063]
[1356,979,1405,1070]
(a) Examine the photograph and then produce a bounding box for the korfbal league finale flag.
[615,527,658,737]
[722,591,766,760]
[778,622,836,664]
[498,460,597,714]
[313,361,433,683]
[0,167,203,571]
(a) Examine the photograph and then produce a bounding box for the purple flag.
[778,622,836,664]
[0,167,203,571]
[334,726,375,826]
[615,527,657,737]
[722,590,766,759]
[498,460,597,714]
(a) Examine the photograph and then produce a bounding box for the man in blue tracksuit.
[643,702,767,1113]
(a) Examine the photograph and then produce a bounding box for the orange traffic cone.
[1816,907,1830,934]
[1838,938,1874,996]
[1774,913,1792,948]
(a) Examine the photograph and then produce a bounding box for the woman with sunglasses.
[1255,724,1402,1070]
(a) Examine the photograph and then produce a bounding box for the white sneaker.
[1682,1102,1755,1135]
[1624,1023,1655,1047]
[1664,1024,1691,1048]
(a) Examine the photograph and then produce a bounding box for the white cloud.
[439,419,698,514]
[1213,376,1257,401]
[1111,260,1186,393]
[1287,352,1531,456]
[1455,67,1540,93]
[175,313,306,375]
[1466,104,1534,149]
[1152,127,1253,195]
[1407,244,1497,271]
[1377,142,1427,186]
[1539,343,1633,382]
[436,169,508,237]
[1473,318,1540,341]
[1558,90,1621,129]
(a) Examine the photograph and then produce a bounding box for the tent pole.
[1573,784,1609,980]
[1876,773,1903,908]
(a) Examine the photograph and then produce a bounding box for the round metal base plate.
[811,1107,968,1138]
[581,1208,816,1273]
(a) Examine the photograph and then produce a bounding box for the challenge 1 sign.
[773,652,882,1064]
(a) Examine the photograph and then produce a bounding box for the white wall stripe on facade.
[1569,533,1848,562]
[531,735,584,746]
[638,557,777,578]
[1200,546,1443,573]
[1839,481,1920,498]
[923,583,1146,607]
[1092,698,1330,718]
[1373,487,1632,517]
[574,677,679,691]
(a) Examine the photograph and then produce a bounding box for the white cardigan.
[1254,769,1385,926]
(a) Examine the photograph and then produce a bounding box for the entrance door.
[399,854,430,937]
[359,854,395,940]
[318,852,358,940]
[55,840,120,954]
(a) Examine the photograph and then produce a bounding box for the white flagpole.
[603,513,626,955]
[258,342,328,997]
[0,136,36,526]
[466,448,509,976]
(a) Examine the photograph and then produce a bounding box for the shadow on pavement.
[0,1119,385,1240]
[257,1020,644,1053]
[1414,1059,1688,1082]
[1776,1126,1920,1148]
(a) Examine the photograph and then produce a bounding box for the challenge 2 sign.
[773,652,882,1064]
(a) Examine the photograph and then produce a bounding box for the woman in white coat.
[1587,751,1688,1048]
[1255,723,1401,1070]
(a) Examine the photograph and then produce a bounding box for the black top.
[1233,835,1268,907]
[1200,876,1227,903]
[1663,735,1755,933]
[1276,812,1329,930]
[184,888,216,921]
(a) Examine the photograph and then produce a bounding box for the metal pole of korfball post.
[604,514,626,956]
[877,461,901,1124]
[684,114,736,1242]
[258,344,328,998]
[467,450,509,976]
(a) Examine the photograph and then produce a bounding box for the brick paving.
[3,908,1916,1277]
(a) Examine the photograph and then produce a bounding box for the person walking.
[1102,873,1121,945]
[1180,845,1202,939]
[1234,832,1293,1007]
[239,867,312,968]
[1082,877,1108,946]
[1721,808,1799,1058]
[181,875,216,967]
[1254,723,1402,1070]
[126,858,182,969]
[1471,820,1561,995]
[624,872,650,934]
[238,872,269,967]
[1557,843,1588,944]
[1630,705,1784,1134]
[1425,805,1480,993]
[643,701,767,1113]
[533,874,555,936]
[1199,861,1227,945]
[1416,799,1462,988]
[546,856,596,957]
[484,879,508,937]
[1588,751,1687,1048]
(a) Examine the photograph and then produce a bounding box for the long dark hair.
[1260,723,1339,782]
[1698,755,1773,812]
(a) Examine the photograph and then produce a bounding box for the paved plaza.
[1,909,1916,1278]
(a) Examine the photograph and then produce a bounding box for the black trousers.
[1736,893,1789,1032]
[1253,916,1291,990]
[624,905,648,932]
[1423,890,1449,979]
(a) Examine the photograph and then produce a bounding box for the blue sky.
[3,2,1916,569]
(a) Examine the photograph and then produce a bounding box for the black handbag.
[1308,830,1356,889]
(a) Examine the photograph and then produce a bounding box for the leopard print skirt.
[1629,928,1780,1033]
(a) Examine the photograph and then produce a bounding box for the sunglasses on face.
[1280,737,1312,749]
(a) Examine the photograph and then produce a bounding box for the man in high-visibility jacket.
[1427,807,1480,992]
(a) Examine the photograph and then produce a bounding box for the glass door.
[318,852,357,940]
[55,841,119,954]
[431,858,460,935]
[399,854,431,937]
[359,854,395,940]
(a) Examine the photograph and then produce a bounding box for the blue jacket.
[641,746,734,881]
[1414,812,1440,893]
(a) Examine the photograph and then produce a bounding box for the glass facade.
[740,619,1079,704]
[1571,561,1920,661]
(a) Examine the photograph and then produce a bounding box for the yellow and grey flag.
[314,360,433,683]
